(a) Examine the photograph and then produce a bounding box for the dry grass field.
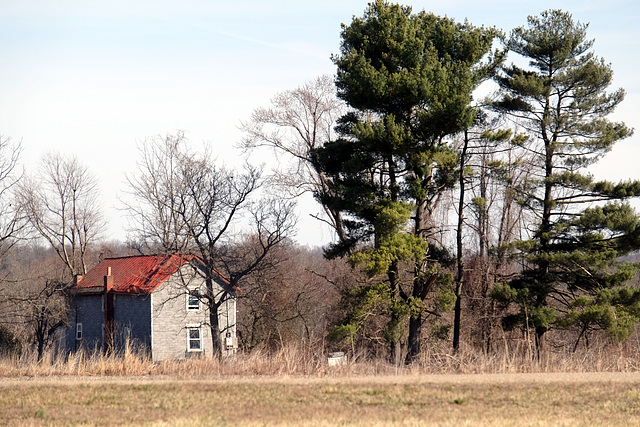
[2,344,640,425]
[3,372,640,426]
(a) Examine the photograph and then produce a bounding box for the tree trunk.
[37,338,45,362]
[206,276,223,358]
[406,267,422,363]
[452,287,462,352]
[407,174,432,362]
[387,259,402,365]
[406,273,437,363]
[453,130,469,352]
[209,305,223,358]
[36,318,45,362]
[535,325,547,358]
[406,315,421,363]
[391,340,402,367]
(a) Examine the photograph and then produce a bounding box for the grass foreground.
[3,372,640,426]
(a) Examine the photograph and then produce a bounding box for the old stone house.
[65,253,237,360]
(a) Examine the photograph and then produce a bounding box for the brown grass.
[2,341,640,425]
[1,337,640,378]
[3,373,640,426]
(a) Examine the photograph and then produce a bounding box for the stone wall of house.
[66,294,104,353]
[151,264,213,361]
[113,294,152,353]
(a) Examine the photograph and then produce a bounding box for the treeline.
[1,1,640,364]
[242,2,640,364]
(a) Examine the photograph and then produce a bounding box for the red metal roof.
[73,254,229,295]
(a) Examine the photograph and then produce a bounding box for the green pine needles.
[491,9,639,353]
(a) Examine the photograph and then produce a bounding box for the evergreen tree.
[316,1,502,362]
[491,10,640,353]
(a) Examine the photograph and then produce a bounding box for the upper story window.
[187,289,201,311]
[76,323,83,340]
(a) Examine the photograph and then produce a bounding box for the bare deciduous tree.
[240,75,349,242]
[124,132,194,253]
[17,153,104,276]
[6,153,102,358]
[0,136,24,261]
[0,249,70,360]
[236,245,344,351]
[125,133,297,357]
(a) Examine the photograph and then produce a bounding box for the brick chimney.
[103,265,115,353]
[104,266,113,292]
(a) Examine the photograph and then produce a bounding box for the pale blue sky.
[1,1,639,245]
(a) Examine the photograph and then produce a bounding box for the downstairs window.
[187,326,202,352]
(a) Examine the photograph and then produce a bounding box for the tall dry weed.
[1,337,640,378]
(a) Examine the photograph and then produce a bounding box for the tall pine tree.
[316,1,503,362]
[491,9,640,353]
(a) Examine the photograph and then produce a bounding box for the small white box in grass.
[327,351,346,366]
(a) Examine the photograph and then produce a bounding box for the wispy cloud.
[214,28,330,61]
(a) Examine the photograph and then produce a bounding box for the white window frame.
[186,289,201,311]
[186,325,203,352]
[76,323,83,340]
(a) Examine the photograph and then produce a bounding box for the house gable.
[150,262,213,360]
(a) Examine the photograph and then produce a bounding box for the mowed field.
[2,372,640,426]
